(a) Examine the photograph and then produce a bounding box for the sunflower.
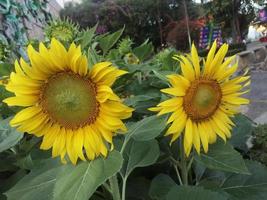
[149,41,250,156]
[3,38,133,164]
[45,19,78,43]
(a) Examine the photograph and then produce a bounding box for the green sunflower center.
[51,26,73,41]
[183,79,222,121]
[40,72,99,129]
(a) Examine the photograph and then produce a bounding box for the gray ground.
[241,71,267,124]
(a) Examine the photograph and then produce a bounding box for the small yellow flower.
[4,38,133,164]
[149,41,250,156]
[124,53,140,64]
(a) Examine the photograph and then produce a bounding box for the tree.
[61,0,201,49]
[203,0,263,43]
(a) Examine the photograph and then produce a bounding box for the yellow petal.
[77,56,88,76]
[191,43,200,77]
[3,95,38,107]
[222,95,249,105]
[166,111,187,135]
[167,107,183,124]
[40,124,60,150]
[66,129,78,164]
[90,62,112,78]
[192,122,200,154]
[179,55,195,82]
[73,128,86,161]
[10,106,42,126]
[14,60,25,75]
[209,119,226,142]
[204,40,217,76]
[52,128,66,158]
[158,97,183,107]
[184,118,193,156]
[217,62,238,82]
[166,74,190,90]
[161,87,185,96]
[198,123,209,153]
[202,121,217,144]
[209,44,229,77]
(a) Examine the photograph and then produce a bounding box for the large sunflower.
[149,41,250,156]
[3,38,133,164]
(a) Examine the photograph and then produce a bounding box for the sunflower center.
[40,72,99,129]
[183,79,222,122]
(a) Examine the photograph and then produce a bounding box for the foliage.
[60,0,202,49]
[248,124,267,166]
[0,23,265,200]
[202,0,264,43]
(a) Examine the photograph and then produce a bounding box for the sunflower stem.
[109,175,121,200]
[179,137,188,185]
[121,177,127,200]
[173,163,183,185]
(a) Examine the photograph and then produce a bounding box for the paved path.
[242,71,267,124]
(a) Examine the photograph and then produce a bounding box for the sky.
[56,0,81,8]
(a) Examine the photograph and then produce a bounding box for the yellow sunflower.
[149,41,250,156]
[3,38,133,164]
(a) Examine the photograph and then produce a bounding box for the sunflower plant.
[0,23,266,200]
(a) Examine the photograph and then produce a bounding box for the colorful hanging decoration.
[198,15,222,49]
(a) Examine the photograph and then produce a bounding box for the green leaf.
[0,118,23,153]
[77,23,98,49]
[166,186,227,200]
[149,174,176,200]
[230,114,254,151]
[53,151,123,200]
[0,62,13,77]
[4,159,62,200]
[87,46,101,68]
[124,94,161,115]
[194,141,249,174]
[5,151,123,200]
[126,115,167,142]
[152,70,173,83]
[120,139,160,178]
[133,39,153,61]
[99,27,124,55]
[221,160,267,200]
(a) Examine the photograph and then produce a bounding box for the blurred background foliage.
[61,0,267,51]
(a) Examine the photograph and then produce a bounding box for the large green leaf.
[229,114,254,151]
[126,115,167,142]
[53,151,123,200]
[149,174,176,200]
[5,159,62,200]
[166,186,227,200]
[0,118,23,153]
[77,23,98,49]
[5,151,123,200]
[98,27,124,55]
[221,160,267,200]
[120,139,160,178]
[194,141,249,174]
[133,39,153,61]
[124,94,160,115]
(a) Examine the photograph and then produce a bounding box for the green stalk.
[109,175,121,200]
[121,178,127,200]
[179,137,188,185]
